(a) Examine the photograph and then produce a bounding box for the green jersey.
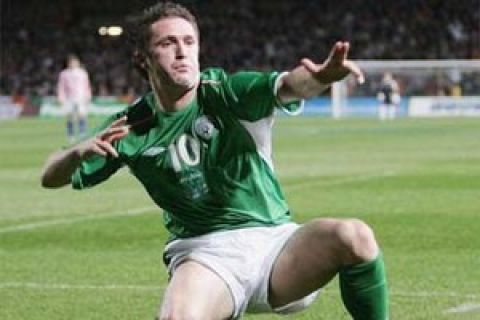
[72,68,303,240]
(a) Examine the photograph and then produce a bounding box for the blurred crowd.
[1,0,479,100]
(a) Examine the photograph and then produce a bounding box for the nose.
[175,43,186,59]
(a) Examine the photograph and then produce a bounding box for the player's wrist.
[71,141,91,162]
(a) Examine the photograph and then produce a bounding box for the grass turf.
[1,116,479,319]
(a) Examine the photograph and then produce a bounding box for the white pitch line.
[0,282,163,291]
[445,303,480,314]
[322,289,479,299]
[391,290,479,299]
[0,206,156,234]
[0,282,477,301]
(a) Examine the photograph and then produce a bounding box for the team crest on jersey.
[194,116,217,141]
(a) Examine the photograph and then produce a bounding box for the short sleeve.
[273,72,305,116]
[226,71,304,121]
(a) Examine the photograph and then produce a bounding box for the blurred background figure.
[377,72,400,120]
[57,54,92,142]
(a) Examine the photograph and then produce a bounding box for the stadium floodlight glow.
[107,26,123,37]
[98,26,108,36]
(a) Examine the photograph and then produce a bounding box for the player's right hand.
[301,41,364,85]
[75,116,129,160]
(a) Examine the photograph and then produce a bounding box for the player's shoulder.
[200,68,271,88]
[200,67,269,80]
[200,67,227,86]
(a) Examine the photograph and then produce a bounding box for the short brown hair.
[127,2,198,79]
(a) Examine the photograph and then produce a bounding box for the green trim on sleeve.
[279,99,305,116]
[272,71,305,116]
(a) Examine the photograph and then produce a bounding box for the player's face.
[147,17,200,91]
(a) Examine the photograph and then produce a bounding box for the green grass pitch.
[1,116,479,319]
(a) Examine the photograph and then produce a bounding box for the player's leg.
[67,116,74,138]
[156,260,234,320]
[269,218,388,319]
[63,101,75,141]
[77,102,88,137]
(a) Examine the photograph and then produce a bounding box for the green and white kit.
[72,68,303,241]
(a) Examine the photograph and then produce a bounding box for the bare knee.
[333,219,379,265]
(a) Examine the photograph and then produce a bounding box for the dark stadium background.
[1,0,479,100]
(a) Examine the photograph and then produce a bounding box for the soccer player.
[57,54,92,141]
[377,72,400,120]
[41,2,388,319]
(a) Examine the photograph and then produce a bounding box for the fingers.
[303,41,364,85]
[330,41,364,84]
[331,41,349,65]
[110,116,128,128]
[90,143,107,157]
[344,60,365,84]
[102,126,130,143]
[106,129,129,143]
[99,116,130,142]
[94,138,119,158]
[86,136,120,158]
[302,41,350,73]
[301,58,320,73]
[79,116,129,160]
[75,116,129,160]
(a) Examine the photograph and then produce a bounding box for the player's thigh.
[158,260,234,320]
[268,218,354,307]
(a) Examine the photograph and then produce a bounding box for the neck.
[149,75,197,113]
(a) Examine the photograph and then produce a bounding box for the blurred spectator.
[0,0,479,97]
[377,72,401,120]
[57,54,92,141]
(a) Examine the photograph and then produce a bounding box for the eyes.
[155,36,196,49]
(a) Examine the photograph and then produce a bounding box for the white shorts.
[164,223,320,319]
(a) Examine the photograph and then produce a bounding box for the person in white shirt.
[57,54,92,141]
[377,72,400,120]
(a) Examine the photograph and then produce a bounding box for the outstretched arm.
[41,117,129,188]
[277,41,364,103]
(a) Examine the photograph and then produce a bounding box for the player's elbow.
[40,174,56,188]
[40,171,69,189]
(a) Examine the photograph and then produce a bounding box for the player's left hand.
[301,41,365,85]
